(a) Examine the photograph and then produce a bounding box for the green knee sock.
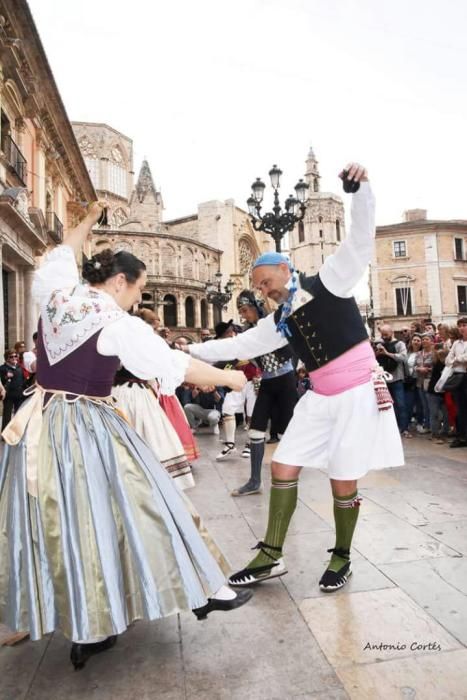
[248,478,298,569]
[328,491,361,572]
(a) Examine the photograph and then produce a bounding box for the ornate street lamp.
[247,164,309,252]
[205,270,234,311]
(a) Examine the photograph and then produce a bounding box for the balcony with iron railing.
[1,134,27,185]
[46,211,64,243]
[370,305,432,320]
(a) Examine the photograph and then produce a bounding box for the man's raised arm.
[189,313,287,362]
[319,163,375,298]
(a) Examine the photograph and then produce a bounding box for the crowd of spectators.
[2,317,466,452]
[374,318,467,447]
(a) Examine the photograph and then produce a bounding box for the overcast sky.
[29,0,467,227]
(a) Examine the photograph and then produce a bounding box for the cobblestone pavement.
[1,431,467,699]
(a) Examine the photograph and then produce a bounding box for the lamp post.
[205,270,234,313]
[247,164,309,252]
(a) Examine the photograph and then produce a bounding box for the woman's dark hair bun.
[82,248,146,285]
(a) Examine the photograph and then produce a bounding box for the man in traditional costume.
[189,163,403,590]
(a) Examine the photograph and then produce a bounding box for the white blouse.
[33,245,190,386]
[445,339,467,373]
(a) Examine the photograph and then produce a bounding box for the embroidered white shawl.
[42,284,125,366]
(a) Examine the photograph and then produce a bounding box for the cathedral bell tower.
[306,146,321,193]
[289,146,345,275]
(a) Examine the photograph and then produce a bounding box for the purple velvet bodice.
[36,320,120,397]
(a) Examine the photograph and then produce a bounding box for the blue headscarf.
[252,252,298,338]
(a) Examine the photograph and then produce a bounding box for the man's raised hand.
[339,162,368,183]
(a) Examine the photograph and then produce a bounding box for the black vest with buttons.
[273,273,369,372]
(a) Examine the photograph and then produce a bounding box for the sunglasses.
[8,354,18,358]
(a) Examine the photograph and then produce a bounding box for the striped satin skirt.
[0,395,228,642]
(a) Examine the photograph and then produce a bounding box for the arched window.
[201,299,208,328]
[182,247,194,278]
[199,253,207,281]
[107,146,127,197]
[185,296,195,327]
[336,219,341,242]
[161,244,176,276]
[163,294,177,327]
[84,158,99,189]
[298,220,305,243]
[313,177,319,192]
[141,292,154,310]
[79,137,100,189]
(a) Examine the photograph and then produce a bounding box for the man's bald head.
[380,324,394,341]
[252,262,291,304]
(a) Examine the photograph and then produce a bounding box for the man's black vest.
[273,273,369,372]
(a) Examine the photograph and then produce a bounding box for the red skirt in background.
[444,391,457,429]
[159,394,200,462]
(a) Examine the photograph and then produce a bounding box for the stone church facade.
[72,122,271,340]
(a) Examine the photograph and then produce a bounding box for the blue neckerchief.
[276,269,298,338]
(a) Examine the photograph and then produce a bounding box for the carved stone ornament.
[239,238,254,276]
[15,189,31,220]
[78,137,97,158]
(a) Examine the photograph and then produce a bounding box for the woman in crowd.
[403,333,422,436]
[414,333,434,433]
[437,324,451,350]
[445,317,467,448]
[0,202,251,671]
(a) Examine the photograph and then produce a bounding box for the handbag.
[443,372,464,392]
[435,366,463,393]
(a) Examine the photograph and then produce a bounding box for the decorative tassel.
[371,366,394,412]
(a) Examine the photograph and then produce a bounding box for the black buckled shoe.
[70,635,117,670]
[193,588,253,620]
[319,548,352,592]
[228,542,288,586]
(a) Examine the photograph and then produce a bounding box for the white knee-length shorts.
[273,380,404,480]
[222,380,257,418]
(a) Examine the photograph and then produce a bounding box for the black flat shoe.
[319,547,352,592]
[70,635,117,670]
[193,588,253,620]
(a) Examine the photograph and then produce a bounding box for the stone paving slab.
[1,432,466,699]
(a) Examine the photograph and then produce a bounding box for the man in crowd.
[375,324,408,435]
[200,328,213,342]
[0,349,26,430]
[183,385,224,434]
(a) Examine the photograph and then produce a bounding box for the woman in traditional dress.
[158,361,200,462]
[112,358,196,490]
[0,202,251,670]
